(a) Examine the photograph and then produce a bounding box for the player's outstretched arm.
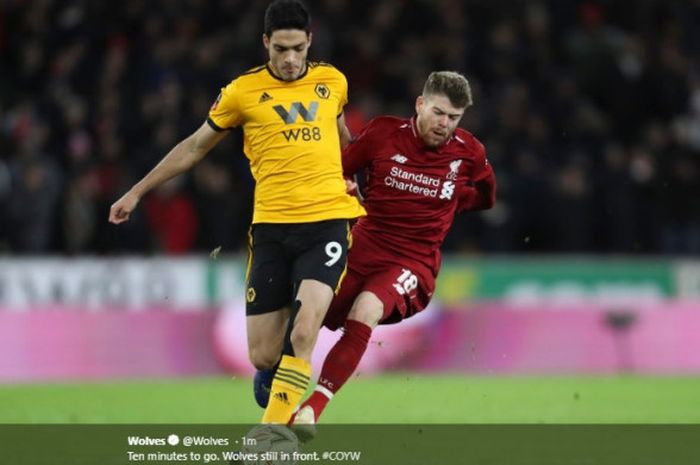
[108,122,227,224]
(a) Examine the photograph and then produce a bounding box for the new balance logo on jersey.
[440,181,455,200]
[273,101,319,124]
[391,154,408,164]
[259,92,273,103]
[273,391,290,404]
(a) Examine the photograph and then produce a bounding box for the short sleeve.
[337,72,348,116]
[471,141,493,182]
[456,140,496,212]
[207,81,243,130]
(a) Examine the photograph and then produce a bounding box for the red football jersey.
[343,116,496,275]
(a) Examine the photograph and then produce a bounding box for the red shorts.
[323,232,435,331]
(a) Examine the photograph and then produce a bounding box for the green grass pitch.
[1,375,699,424]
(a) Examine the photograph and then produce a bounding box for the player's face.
[415,94,465,147]
[263,29,312,81]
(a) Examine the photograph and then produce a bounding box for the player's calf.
[253,368,276,408]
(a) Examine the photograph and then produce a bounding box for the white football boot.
[291,405,317,443]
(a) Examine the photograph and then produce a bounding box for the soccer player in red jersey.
[290,71,496,433]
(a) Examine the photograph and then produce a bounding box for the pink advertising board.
[1,300,699,382]
[0,307,223,382]
[417,301,700,374]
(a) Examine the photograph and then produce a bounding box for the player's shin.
[254,310,297,408]
[301,319,372,421]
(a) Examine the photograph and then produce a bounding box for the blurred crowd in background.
[1,0,700,256]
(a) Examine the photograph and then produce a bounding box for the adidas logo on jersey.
[391,154,408,164]
[273,391,290,404]
[259,92,273,103]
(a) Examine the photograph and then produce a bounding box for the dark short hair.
[422,71,473,109]
[264,0,310,37]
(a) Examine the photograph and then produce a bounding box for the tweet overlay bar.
[1,424,699,465]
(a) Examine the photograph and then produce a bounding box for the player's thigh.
[245,224,293,316]
[291,219,350,295]
[295,279,334,321]
[290,279,334,354]
[363,266,433,324]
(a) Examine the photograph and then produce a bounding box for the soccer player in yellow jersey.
[108,0,365,425]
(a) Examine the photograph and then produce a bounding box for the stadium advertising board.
[0,257,687,310]
[436,257,676,306]
[676,261,700,298]
[0,258,244,310]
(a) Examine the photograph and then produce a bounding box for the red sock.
[302,320,372,420]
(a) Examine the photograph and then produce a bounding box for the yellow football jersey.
[208,62,365,224]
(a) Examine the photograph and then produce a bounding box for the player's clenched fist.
[108,191,140,224]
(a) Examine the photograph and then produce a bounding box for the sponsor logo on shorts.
[246,287,256,303]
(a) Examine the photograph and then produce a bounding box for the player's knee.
[248,348,279,371]
[348,293,383,328]
[289,319,316,352]
[348,307,382,328]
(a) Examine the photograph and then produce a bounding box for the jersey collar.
[265,62,310,82]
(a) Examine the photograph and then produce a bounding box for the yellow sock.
[261,355,311,424]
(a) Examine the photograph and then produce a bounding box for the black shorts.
[245,219,351,315]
